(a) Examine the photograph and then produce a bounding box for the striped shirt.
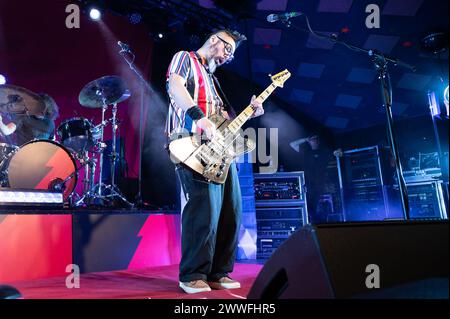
[165,51,224,136]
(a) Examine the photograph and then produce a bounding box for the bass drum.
[5,140,77,201]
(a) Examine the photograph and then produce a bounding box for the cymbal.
[79,76,131,108]
[0,84,46,116]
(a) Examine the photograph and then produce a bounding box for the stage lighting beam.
[444,85,449,117]
[428,91,440,117]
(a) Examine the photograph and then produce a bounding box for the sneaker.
[179,280,211,294]
[208,277,241,290]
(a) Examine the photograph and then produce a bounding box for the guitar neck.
[227,83,277,134]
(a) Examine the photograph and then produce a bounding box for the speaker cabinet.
[248,221,449,298]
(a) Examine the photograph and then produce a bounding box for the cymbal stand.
[96,93,107,198]
[73,90,109,206]
[85,150,96,196]
[111,103,118,186]
[72,88,133,207]
[89,97,132,207]
[101,102,133,206]
[73,150,97,207]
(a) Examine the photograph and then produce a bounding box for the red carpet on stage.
[9,263,263,299]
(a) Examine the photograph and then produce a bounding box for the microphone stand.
[277,15,414,220]
[118,46,154,208]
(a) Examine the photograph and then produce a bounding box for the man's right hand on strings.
[196,117,216,140]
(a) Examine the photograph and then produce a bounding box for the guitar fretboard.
[227,83,277,134]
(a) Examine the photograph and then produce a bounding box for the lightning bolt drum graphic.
[6,140,77,201]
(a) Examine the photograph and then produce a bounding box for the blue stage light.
[129,13,142,25]
[0,74,6,85]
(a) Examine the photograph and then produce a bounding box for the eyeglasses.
[216,35,235,63]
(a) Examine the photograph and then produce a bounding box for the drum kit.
[0,76,134,208]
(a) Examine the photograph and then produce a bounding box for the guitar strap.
[211,74,237,119]
[192,51,237,119]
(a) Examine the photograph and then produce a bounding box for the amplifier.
[254,171,306,207]
[257,219,301,233]
[256,206,305,219]
[257,237,288,260]
[254,173,309,259]
[406,181,448,219]
[337,146,392,221]
[256,207,307,226]
[258,229,297,237]
[341,146,383,185]
[256,207,307,259]
[403,169,443,184]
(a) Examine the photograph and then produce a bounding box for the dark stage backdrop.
[0,0,154,197]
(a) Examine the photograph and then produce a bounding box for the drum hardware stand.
[72,151,97,207]
[81,92,133,208]
[84,118,110,195]
[96,92,108,199]
[100,102,133,207]
[84,151,95,198]
[72,91,107,206]
[110,103,120,188]
[47,153,97,206]
[69,93,107,207]
[76,76,133,208]
[53,154,93,201]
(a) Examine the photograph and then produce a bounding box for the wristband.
[186,105,205,121]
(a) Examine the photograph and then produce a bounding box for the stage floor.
[8,263,263,299]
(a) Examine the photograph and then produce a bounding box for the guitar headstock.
[270,69,291,88]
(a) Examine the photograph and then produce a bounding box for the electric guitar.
[169,69,291,183]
